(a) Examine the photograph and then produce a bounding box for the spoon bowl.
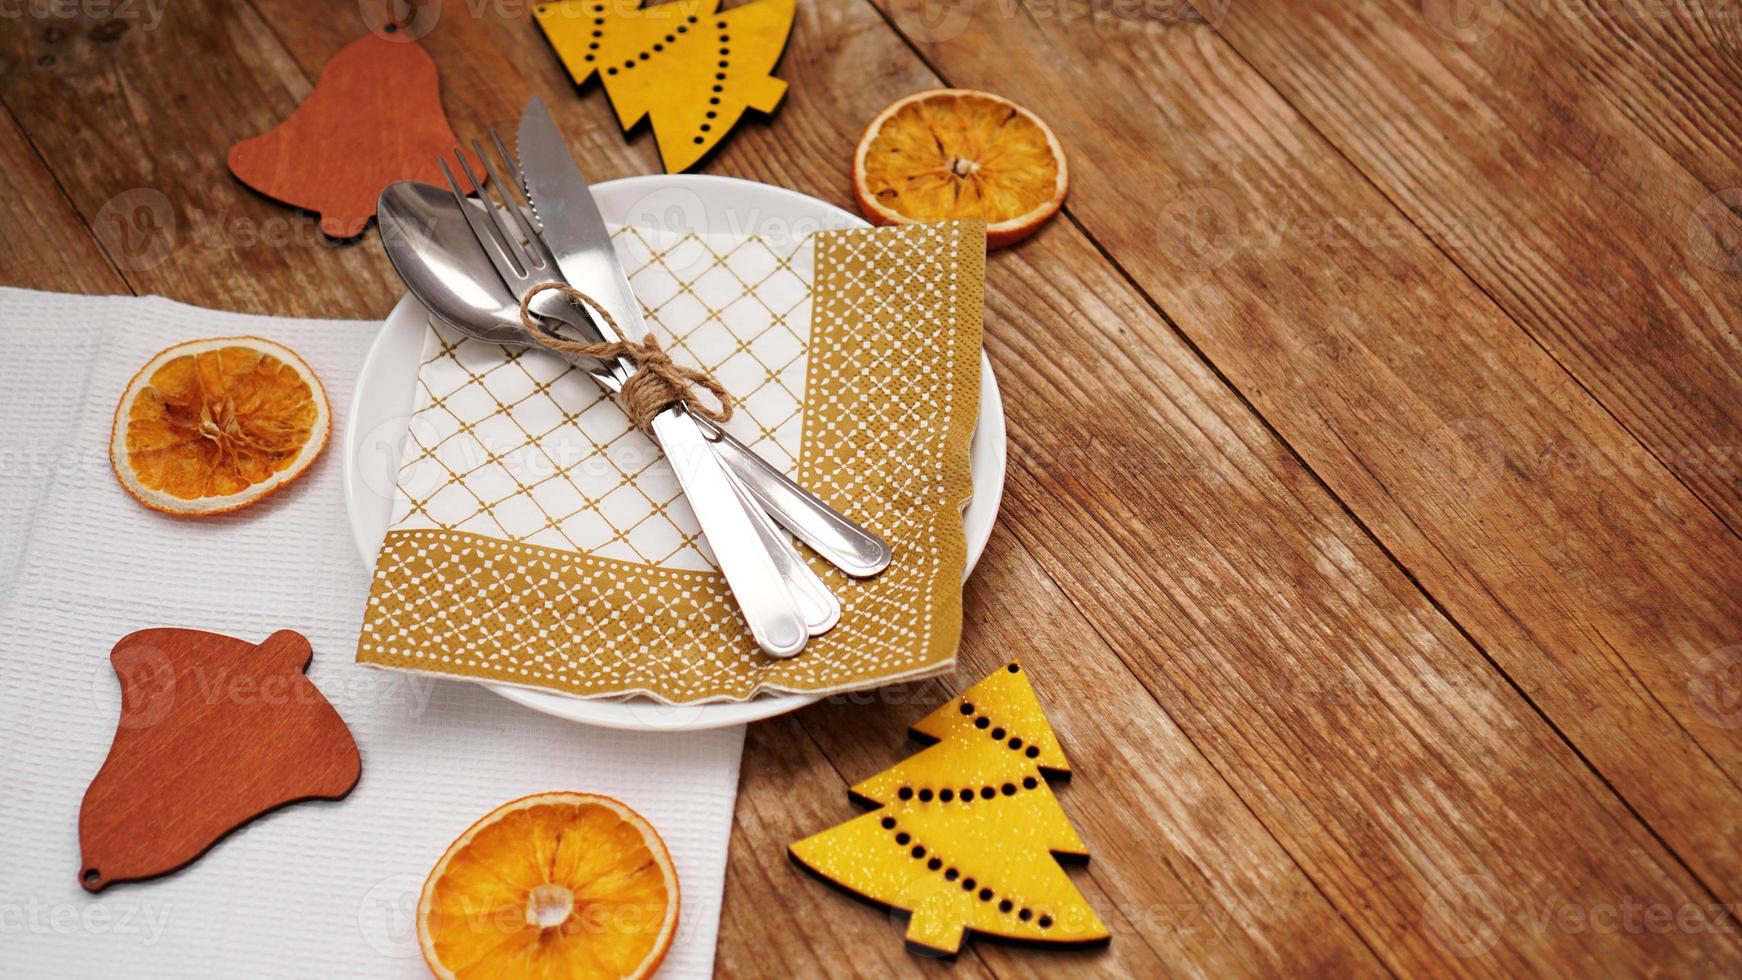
[377,181,529,345]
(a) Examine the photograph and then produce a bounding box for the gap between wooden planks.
[868,0,1742,920]
[0,1,400,314]
[3,0,1739,973]
[1201,0,1742,536]
[871,0,1742,967]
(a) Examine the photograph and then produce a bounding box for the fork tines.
[437,131,547,281]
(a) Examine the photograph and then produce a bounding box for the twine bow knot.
[516,281,734,431]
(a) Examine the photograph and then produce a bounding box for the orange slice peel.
[109,337,329,515]
[853,88,1068,249]
[418,792,680,980]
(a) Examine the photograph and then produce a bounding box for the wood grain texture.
[1479,0,1742,196]
[0,3,401,316]
[228,32,471,238]
[873,0,1742,912]
[1201,0,1742,537]
[77,629,360,892]
[0,106,126,294]
[961,215,1738,975]
[5,0,1740,973]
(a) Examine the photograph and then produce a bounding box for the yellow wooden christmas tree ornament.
[789,663,1109,956]
[533,0,795,172]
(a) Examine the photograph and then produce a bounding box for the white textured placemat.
[0,287,743,978]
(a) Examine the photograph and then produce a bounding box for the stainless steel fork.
[436,135,888,582]
[439,136,840,643]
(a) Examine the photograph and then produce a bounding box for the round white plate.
[343,174,1005,731]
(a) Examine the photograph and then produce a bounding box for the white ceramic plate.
[343,174,1005,731]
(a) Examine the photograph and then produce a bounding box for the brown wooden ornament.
[227,31,470,238]
[77,628,361,892]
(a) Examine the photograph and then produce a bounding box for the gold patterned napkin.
[355,219,985,703]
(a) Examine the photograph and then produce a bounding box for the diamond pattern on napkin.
[360,220,987,703]
[389,225,813,571]
[618,226,810,472]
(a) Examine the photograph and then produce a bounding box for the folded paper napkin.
[0,287,741,978]
[356,219,986,702]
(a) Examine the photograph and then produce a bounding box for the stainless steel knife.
[516,97,892,580]
[515,98,809,658]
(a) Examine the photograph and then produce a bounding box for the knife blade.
[515,98,650,339]
[516,98,892,579]
[516,98,810,657]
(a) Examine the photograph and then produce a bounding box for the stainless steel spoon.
[376,181,888,581]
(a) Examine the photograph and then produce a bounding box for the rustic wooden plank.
[871,0,1742,910]
[0,1,400,317]
[1199,0,1742,532]
[1202,0,1742,877]
[801,530,1388,978]
[548,1,1389,973]
[720,715,1003,978]
[966,201,1740,975]
[24,0,1733,975]
[1465,0,1742,194]
[0,107,125,294]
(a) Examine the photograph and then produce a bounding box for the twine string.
[516,281,733,431]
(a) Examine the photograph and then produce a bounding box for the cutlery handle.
[541,329,892,579]
[649,408,810,658]
[725,466,841,635]
[693,415,893,579]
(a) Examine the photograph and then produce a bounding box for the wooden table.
[6,0,1741,974]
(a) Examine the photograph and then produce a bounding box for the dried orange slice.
[854,88,1068,249]
[418,793,680,980]
[110,337,329,515]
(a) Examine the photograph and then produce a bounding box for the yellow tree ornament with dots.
[789,662,1110,956]
[533,0,795,172]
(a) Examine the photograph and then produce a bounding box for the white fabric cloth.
[0,287,742,978]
